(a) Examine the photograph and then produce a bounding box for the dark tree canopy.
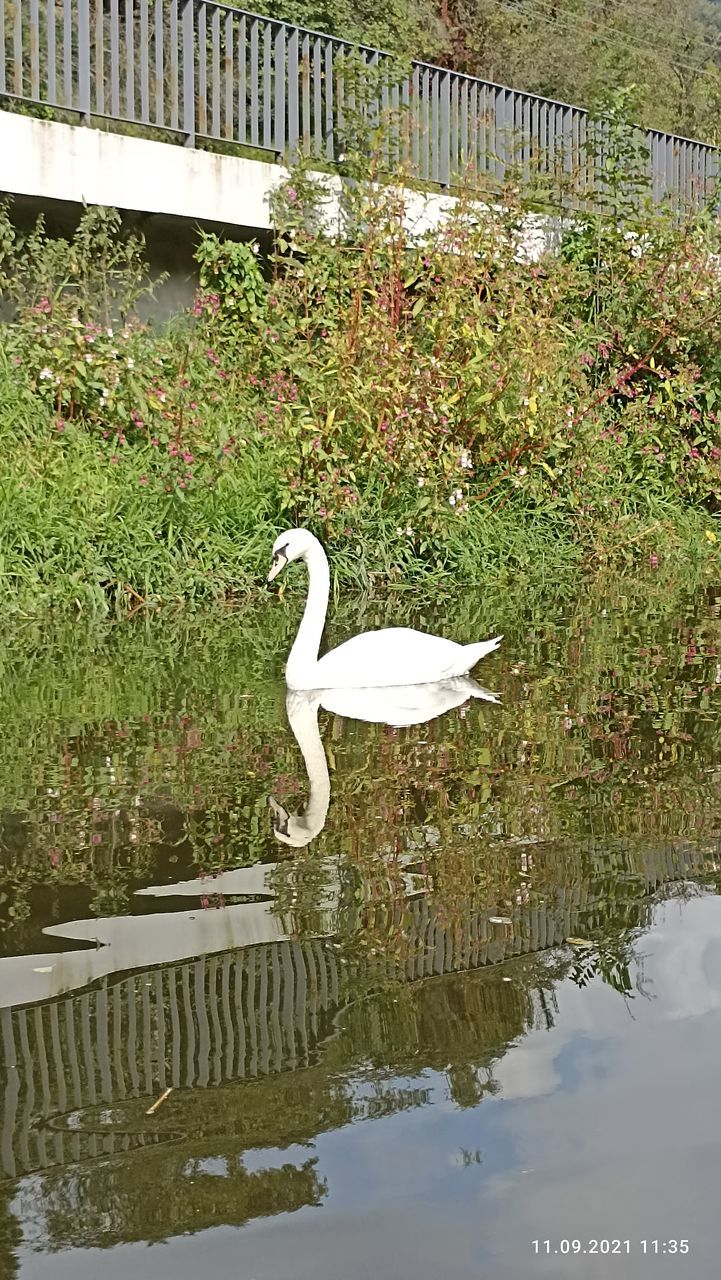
[268,0,721,141]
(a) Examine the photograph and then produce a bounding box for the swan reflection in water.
[269,677,499,849]
[0,679,497,1010]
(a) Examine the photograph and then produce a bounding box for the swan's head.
[267,528,319,583]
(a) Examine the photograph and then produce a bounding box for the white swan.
[269,679,499,847]
[268,528,502,690]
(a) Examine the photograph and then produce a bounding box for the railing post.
[182,0,196,147]
[78,0,91,123]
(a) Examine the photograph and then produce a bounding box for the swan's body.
[268,529,501,691]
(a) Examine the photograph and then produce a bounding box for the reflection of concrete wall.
[0,868,660,1184]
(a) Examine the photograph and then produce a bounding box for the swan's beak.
[267,557,284,583]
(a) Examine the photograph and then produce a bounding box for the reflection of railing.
[0,2,718,205]
[1,835,710,1185]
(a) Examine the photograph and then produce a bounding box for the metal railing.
[1,3,719,208]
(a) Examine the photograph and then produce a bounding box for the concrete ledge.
[0,109,284,227]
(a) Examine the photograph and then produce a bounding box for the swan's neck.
[284,692,330,843]
[285,542,330,690]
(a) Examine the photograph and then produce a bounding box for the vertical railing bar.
[238,13,247,144]
[124,0,135,120]
[182,0,196,145]
[280,942,296,1069]
[324,40,333,160]
[169,0,179,130]
[233,953,247,1078]
[411,64,420,176]
[63,0,73,108]
[262,20,272,150]
[249,17,259,146]
[221,954,234,1079]
[439,70,450,186]
[197,2,207,135]
[224,9,233,140]
[154,0,164,126]
[96,986,112,1103]
[211,3,221,138]
[389,73,400,168]
[79,993,97,1105]
[13,0,23,98]
[49,1004,67,1118]
[44,0,56,102]
[467,79,477,178]
[108,0,120,117]
[194,959,210,1089]
[287,26,298,159]
[421,66,430,181]
[430,68,440,183]
[94,0,105,117]
[29,0,41,100]
[152,973,166,1089]
[125,978,140,1094]
[335,49,345,161]
[270,947,283,1072]
[208,956,223,1085]
[301,31,311,150]
[141,973,153,1095]
[313,37,322,156]
[274,23,287,157]
[450,74,459,183]
[139,0,150,122]
[257,948,270,1075]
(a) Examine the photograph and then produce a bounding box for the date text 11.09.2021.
[532,1240,689,1256]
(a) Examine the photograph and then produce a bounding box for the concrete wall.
[0,109,564,317]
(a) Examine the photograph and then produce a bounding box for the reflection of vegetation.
[567,935,639,998]
[2,578,721,952]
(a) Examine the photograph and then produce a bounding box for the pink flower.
[650,553,659,567]
[138,475,148,486]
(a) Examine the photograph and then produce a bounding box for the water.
[2,582,721,1278]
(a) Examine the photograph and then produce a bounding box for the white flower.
[84,353,93,363]
[448,494,456,506]
[417,476,425,487]
[39,367,53,380]
[126,357,135,370]
[106,328,114,337]
[460,449,472,470]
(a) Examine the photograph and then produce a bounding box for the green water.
[2,580,721,1278]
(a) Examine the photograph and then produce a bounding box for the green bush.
[1,125,721,614]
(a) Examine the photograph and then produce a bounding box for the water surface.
[2,582,721,1277]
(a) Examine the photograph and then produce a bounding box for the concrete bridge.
[1,3,717,309]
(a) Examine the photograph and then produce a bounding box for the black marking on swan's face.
[267,541,289,583]
[269,795,290,836]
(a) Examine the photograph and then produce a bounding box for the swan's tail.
[463,635,503,670]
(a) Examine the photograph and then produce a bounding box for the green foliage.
[1,163,721,611]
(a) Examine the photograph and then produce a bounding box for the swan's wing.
[315,628,481,688]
